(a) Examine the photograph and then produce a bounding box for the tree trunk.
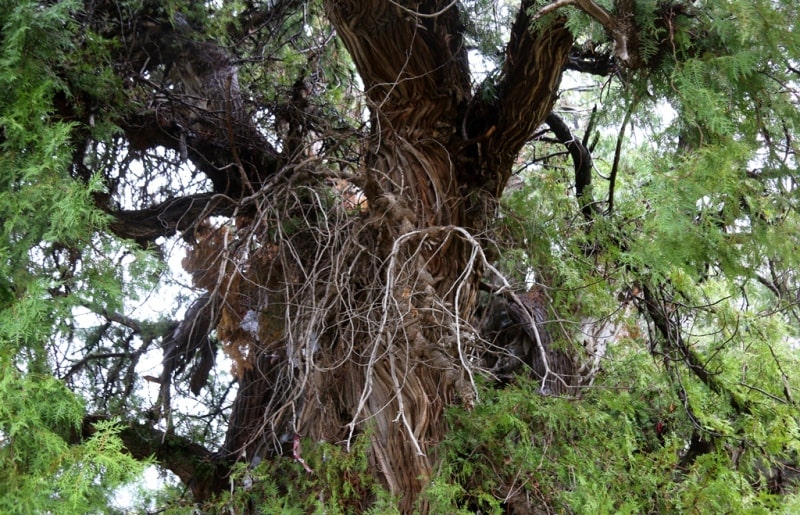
[262,2,571,510]
[193,2,573,511]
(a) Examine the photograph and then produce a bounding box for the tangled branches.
[156,152,581,506]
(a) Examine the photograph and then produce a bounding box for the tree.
[1,0,799,512]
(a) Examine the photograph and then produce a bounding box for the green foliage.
[2,0,800,511]
[0,0,113,347]
[0,359,144,513]
[199,435,396,514]
[479,2,800,510]
[434,363,796,513]
[0,2,151,510]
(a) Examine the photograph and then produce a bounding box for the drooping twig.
[606,105,633,215]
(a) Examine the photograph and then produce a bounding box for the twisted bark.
[313,2,574,510]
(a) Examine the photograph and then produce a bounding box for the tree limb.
[66,1,282,198]
[106,193,237,245]
[641,283,750,415]
[606,104,633,215]
[78,415,230,502]
[531,0,633,64]
[324,0,471,127]
[546,112,597,220]
[564,46,617,75]
[479,1,573,194]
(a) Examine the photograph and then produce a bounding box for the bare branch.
[531,0,577,20]
[107,193,237,245]
[607,104,633,215]
[546,112,597,220]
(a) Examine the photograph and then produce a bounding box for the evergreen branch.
[532,0,631,63]
[63,352,131,382]
[641,284,750,415]
[754,273,783,298]
[77,415,230,502]
[737,382,789,405]
[766,343,796,405]
[64,304,166,383]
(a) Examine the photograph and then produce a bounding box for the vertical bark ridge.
[475,7,573,195]
[324,0,470,114]
[302,1,572,511]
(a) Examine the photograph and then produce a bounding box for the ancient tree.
[3,0,800,512]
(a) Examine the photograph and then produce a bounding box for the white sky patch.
[111,466,179,513]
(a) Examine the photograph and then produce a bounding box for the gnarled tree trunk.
[275,2,573,510]
[183,1,573,511]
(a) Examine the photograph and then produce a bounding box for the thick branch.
[546,112,597,220]
[606,104,632,215]
[79,415,230,502]
[324,0,471,125]
[532,0,634,64]
[119,62,280,197]
[107,193,237,245]
[565,46,616,75]
[479,3,573,194]
[69,2,282,198]
[324,0,473,230]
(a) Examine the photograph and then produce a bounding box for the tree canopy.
[1,0,800,512]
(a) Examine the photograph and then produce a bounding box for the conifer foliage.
[1,0,799,512]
